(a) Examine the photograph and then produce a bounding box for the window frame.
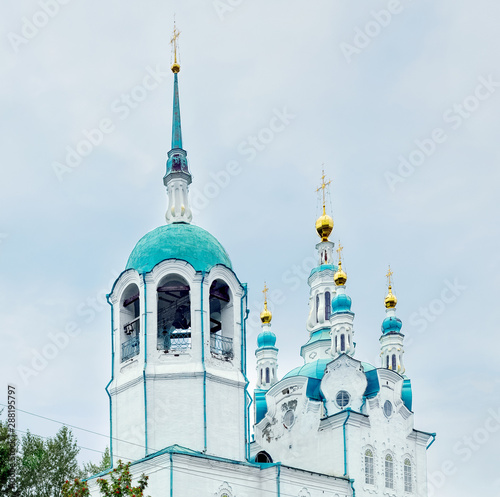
[364,449,374,485]
[385,454,394,489]
[404,458,412,493]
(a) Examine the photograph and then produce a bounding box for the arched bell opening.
[120,283,140,362]
[156,275,191,353]
[209,279,234,359]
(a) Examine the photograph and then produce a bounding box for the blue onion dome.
[257,330,277,348]
[381,316,403,334]
[126,223,232,274]
[331,294,352,313]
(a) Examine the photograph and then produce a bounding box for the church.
[86,28,436,497]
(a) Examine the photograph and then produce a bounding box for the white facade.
[107,261,248,464]
[86,56,435,497]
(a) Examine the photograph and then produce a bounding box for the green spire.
[164,67,191,185]
[171,72,182,149]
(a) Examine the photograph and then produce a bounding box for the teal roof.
[254,389,268,424]
[361,362,376,372]
[309,264,337,278]
[331,294,353,314]
[381,316,403,334]
[283,358,331,381]
[257,330,277,348]
[402,377,413,411]
[300,328,330,355]
[126,223,232,274]
[283,359,331,401]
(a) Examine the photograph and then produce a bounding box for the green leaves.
[0,415,18,496]
[95,461,149,497]
[61,478,89,497]
[79,447,111,479]
[0,413,142,497]
[17,426,80,497]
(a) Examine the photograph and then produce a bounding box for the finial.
[170,22,181,73]
[386,266,393,287]
[316,168,332,216]
[384,265,397,308]
[334,240,347,286]
[336,241,344,263]
[315,169,334,241]
[260,282,272,324]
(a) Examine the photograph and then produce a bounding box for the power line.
[0,402,158,454]
[1,406,348,494]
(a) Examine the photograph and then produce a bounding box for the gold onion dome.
[260,303,272,324]
[385,285,397,308]
[316,212,334,242]
[171,62,180,73]
[334,261,347,286]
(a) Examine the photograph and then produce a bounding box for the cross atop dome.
[260,282,272,324]
[336,241,343,261]
[315,169,334,242]
[316,168,332,215]
[334,240,347,286]
[385,265,397,308]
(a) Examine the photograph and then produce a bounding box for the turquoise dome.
[331,294,352,313]
[257,330,277,348]
[126,223,232,274]
[381,316,403,334]
[283,359,331,380]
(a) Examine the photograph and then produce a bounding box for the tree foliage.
[0,415,19,496]
[79,447,111,479]
[96,461,149,497]
[17,426,80,497]
[61,478,89,497]
[63,460,149,497]
[0,410,132,497]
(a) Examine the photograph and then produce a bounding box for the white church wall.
[86,452,353,497]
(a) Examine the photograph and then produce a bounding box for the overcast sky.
[1,1,500,495]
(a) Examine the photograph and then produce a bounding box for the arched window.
[385,454,394,489]
[120,284,140,362]
[272,367,275,380]
[335,335,338,351]
[265,367,270,384]
[316,294,320,323]
[325,291,331,320]
[341,334,345,352]
[364,449,374,485]
[255,451,273,463]
[157,277,191,353]
[404,458,412,492]
[392,354,397,370]
[209,280,234,359]
[386,355,389,369]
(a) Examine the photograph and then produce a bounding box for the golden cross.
[170,23,181,63]
[316,169,331,214]
[336,241,344,263]
[262,283,269,304]
[386,266,393,287]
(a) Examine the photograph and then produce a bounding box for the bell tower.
[106,26,250,466]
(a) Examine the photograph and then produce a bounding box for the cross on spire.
[386,265,394,287]
[171,23,181,64]
[316,168,331,215]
